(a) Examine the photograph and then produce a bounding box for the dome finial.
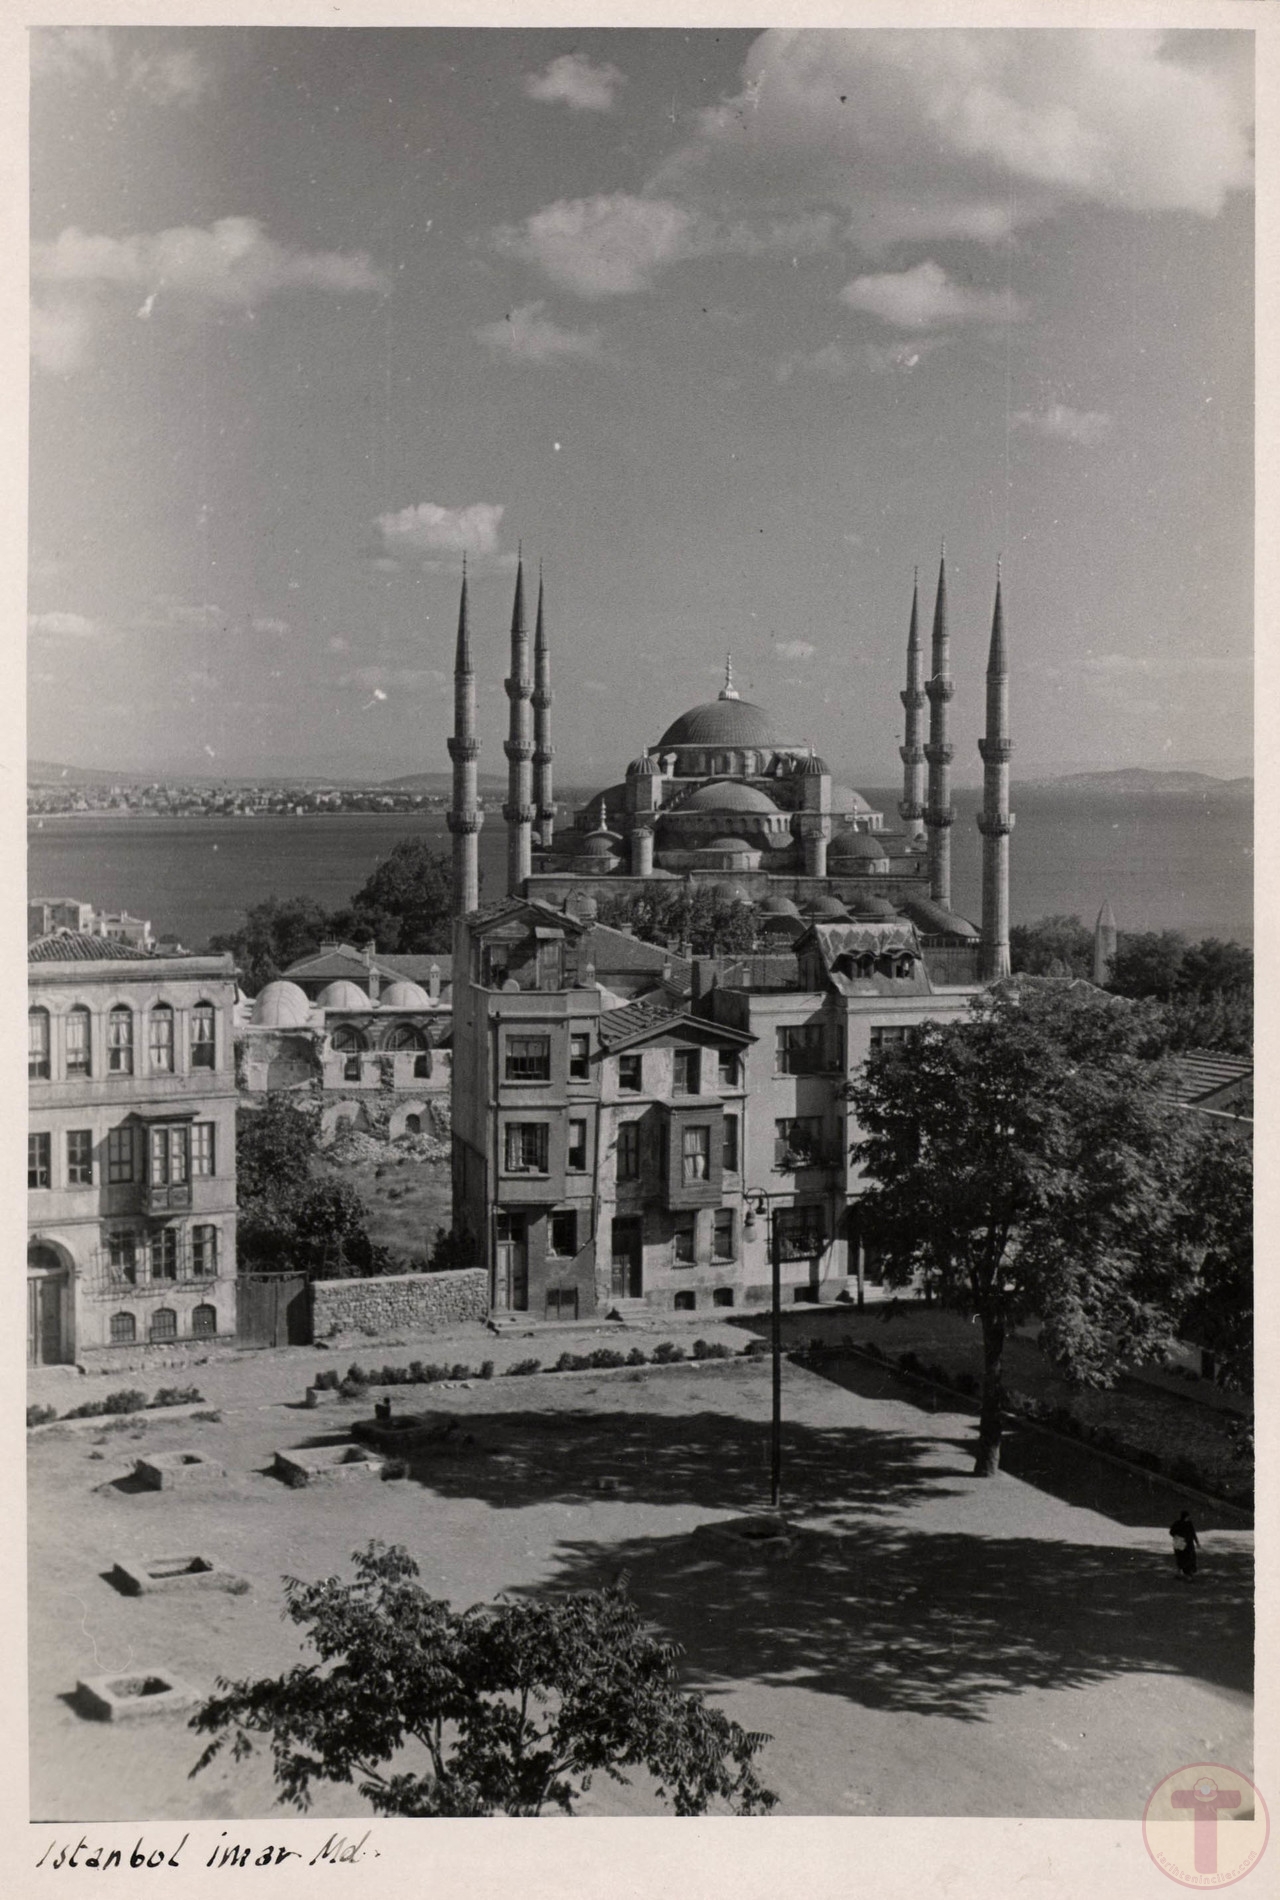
[719,652,739,701]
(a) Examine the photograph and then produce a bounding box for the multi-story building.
[452,897,983,1318]
[28,898,154,948]
[27,934,239,1364]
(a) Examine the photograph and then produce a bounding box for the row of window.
[28,1121,217,1191]
[502,1113,741,1182]
[106,1224,220,1281]
[505,1035,741,1094]
[28,1002,217,1081]
[108,1303,218,1344]
[330,1024,433,1056]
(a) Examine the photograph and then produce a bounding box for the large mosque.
[447,550,1013,980]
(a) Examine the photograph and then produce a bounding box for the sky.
[27,24,1255,784]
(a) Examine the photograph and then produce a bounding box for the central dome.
[678,781,780,814]
[657,698,780,749]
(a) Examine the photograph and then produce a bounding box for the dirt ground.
[28,1311,1253,1824]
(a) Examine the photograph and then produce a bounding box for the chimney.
[692,957,719,1005]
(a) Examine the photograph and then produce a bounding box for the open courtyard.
[28,1313,1252,1823]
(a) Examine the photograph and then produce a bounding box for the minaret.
[1093,900,1117,986]
[977,566,1014,981]
[898,569,926,843]
[446,561,482,917]
[923,545,955,907]
[503,551,534,895]
[531,566,555,852]
[720,652,739,700]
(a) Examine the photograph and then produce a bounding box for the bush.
[152,1385,204,1408]
[587,1348,627,1369]
[742,1338,769,1358]
[314,1368,341,1391]
[896,1350,922,1376]
[506,1358,541,1378]
[652,1341,686,1364]
[692,1339,731,1361]
[102,1389,148,1415]
[345,1363,369,1386]
[450,1364,472,1382]
[480,1360,495,1380]
[554,1351,578,1373]
[626,1347,649,1367]
[65,1400,105,1419]
[27,1404,58,1428]
[338,1380,364,1400]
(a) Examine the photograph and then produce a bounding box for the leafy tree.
[210,896,332,993]
[1173,1121,1253,1392]
[235,1096,322,1204]
[342,838,454,954]
[596,886,757,956]
[1108,931,1252,1055]
[191,1542,775,1817]
[1107,929,1189,1003]
[846,983,1197,1474]
[1008,914,1094,979]
[236,1098,387,1278]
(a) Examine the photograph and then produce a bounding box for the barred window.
[66,1129,93,1186]
[192,1303,218,1338]
[108,1005,134,1075]
[149,1004,175,1074]
[192,1225,218,1276]
[107,1126,136,1184]
[149,1229,179,1282]
[504,1123,549,1174]
[109,1312,137,1344]
[108,1231,139,1284]
[66,1006,92,1076]
[29,1008,51,1080]
[190,1003,216,1070]
[149,1306,178,1342]
[505,1036,551,1081]
[191,1122,216,1177]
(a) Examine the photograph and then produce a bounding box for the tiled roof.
[29,932,149,963]
[381,953,452,982]
[597,996,689,1050]
[283,944,452,985]
[1166,1051,1253,1115]
[580,924,688,977]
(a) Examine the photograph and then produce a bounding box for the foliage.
[190,1542,775,1816]
[426,1225,478,1273]
[26,1405,57,1428]
[595,886,758,956]
[1172,1121,1253,1391]
[1008,914,1094,979]
[152,1385,205,1407]
[236,1096,322,1204]
[236,1098,387,1278]
[336,838,454,955]
[210,896,333,994]
[1109,931,1252,1055]
[846,983,1199,1474]
[506,1358,542,1377]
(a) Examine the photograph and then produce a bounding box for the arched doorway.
[27,1239,73,1365]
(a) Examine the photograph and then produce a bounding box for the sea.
[26,784,1253,953]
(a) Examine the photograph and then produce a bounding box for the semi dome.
[381,979,431,1008]
[318,979,371,1010]
[583,833,621,858]
[678,780,780,815]
[657,699,779,749]
[626,755,659,777]
[252,980,312,1028]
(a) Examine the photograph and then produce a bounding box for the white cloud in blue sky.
[523,53,625,114]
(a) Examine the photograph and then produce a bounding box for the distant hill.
[1017,768,1253,798]
[382,770,507,793]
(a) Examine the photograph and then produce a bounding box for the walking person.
[1170,1510,1200,1580]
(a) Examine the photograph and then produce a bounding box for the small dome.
[381,979,431,1008]
[678,780,780,815]
[705,836,756,853]
[829,830,890,863]
[626,755,659,777]
[850,896,899,920]
[759,895,802,918]
[804,894,853,919]
[252,980,312,1028]
[714,881,753,904]
[799,754,830,777]
[583,834,620,858]
[318,979,372,1010]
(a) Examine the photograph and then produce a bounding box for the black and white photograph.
[20,6,1263,1891]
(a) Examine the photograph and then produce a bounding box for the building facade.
[27,934,239,1364]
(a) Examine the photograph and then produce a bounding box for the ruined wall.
[310,1268,488,1336]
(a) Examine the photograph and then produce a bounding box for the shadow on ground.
[529,1519,1253,1722]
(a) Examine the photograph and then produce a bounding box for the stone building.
[27,934,239,1364]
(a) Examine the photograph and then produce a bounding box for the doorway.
[610,1217,643,1299]
[27,1241,71,1365]
[495,1211,528,1311]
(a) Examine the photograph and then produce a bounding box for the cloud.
[491,194,697,298]
[523,53,625,113]
[776,336,944,381]
[1012,403,1113,444]
[372,502,505,566]
[28,610,103,639]
[34,216,388,308]
[32,29,212,102]
[657,30,1252,247]
[774,639,816,660]
[475,300,603,363]
[840,261,1026,331]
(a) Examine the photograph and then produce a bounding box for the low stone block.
[272,1444,385,1488]
[305,1385,338,1407]
[133,1451,226,1490]
[111,1554,250,1597]
[75,1670,202,1722]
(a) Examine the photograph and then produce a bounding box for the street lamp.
[743,1190,782,1510]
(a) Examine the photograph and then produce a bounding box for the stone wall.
[311,1268,488,1336]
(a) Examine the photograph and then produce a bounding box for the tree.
[596,886,757,956]
[209,896,331,993]
[1173,1121,1253,1392]
[846,983,1197,1475]
[342,838,454,954]
[235,1098,388,1278]
[1108,930,1252,1055]
[1107,929,1189,1003]
[191,1542,775,1817]
[1008,914,1094,979]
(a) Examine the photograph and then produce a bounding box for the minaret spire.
[503,550,535,895]
[532,564,555,853]
[446,560,483,916]
[1093,899,1117,986]
[923,544,955,907]
[977,568,1014,980]
[719,652,739,701]
[898,568,926,842]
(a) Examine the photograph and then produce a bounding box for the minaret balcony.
[898,744,925,765]
[504,739,534,761]
[447,811,484,834]
[979,738,1014,764]
[533,745,556,764]
[977,812,1016,838]
[898,799,924,822]
[505,676,532,699]
[924,805,955,828]
[532,689,554,710]
[923,744,954,766]
[925,676,955,702]
[899,688,926,711]
[448,737,481,761]
[503,802,537,824]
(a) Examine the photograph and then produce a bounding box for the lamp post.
[745,1191,783,1511]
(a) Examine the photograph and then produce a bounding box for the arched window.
[108,1005,134,1075]
[191,1303,217,1338]
[330,1024,366,1053]
[28,1007,50,1079]
[385,1024,426,1052]
[66,1005,91,1076]
[191,1225,218,1276]
[149,1003,174,1074]
[109,1311,137,1344]
[149,1307,178,1342]
[404,1113,422,1136]
[190,1002,216,1070]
